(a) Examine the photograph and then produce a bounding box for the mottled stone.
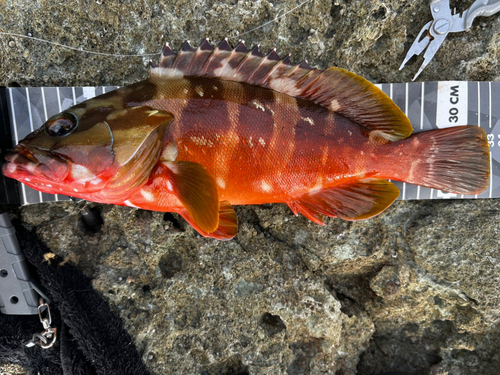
[2,1,500,374]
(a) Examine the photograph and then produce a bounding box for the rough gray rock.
[2,1,500,374]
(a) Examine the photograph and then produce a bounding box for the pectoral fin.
[288,179,400,224]
[161,161,219,233]
[179,200,238,240]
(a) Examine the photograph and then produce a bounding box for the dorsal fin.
[151,40,412,141]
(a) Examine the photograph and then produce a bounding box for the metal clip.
[25,298,57,349]
[400,0,500,80]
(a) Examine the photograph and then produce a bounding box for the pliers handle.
[400,0,500,81]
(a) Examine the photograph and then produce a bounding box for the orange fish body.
[2,40,491,240]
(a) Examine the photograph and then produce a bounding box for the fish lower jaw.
[2,161,18,178]
[4,152,39,176]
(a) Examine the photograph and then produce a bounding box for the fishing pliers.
[399,0,500,81]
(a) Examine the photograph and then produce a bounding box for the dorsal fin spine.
[242,53,271,83]
[217,38,231,51]
[259,58,285,85]
[295,70,321,96]
[199,38,213,51]
[234,41,248,53]
[199,45,219,76]
[233,51,253,76]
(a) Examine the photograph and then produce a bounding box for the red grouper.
[2,40,490,240]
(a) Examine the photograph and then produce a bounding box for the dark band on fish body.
[122,80,158,107]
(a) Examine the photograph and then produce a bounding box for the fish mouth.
[2,145,70,182]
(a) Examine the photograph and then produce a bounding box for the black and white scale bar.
[2,82,500,206]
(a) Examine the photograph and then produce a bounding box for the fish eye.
[45,112,78,137]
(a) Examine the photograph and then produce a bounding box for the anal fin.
[287,179,400,223]
[179,200,238,240]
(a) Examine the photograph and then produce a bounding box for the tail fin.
[411,126,490,195]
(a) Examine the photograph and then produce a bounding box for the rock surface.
[2,0,500,374]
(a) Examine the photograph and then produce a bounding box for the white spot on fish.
[303,117,314,126]
[190,136,213,147]
[252,100,265,111]
[258,138,266,146]
[248,137,253,148]
[91,178,102,185]
[166,181,173,192]
[348,131,352,136]
[360,151,364,155]
[124,200,139,208]
[408,160,419,182]
[25,178,30,182]
[141,189,154,202]
[46,184,52,187]
[329,99,341,111]
[164,162,179,174]
[261,180,272,192]
[322,146,329,165]
[161,142,178,161]
[74,188,79,192]
[216,177,226,189]
[213,85,219,91]
[195,86,204,97]
[71,164,96,182]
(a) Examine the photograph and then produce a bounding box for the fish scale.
[1,40,491,240]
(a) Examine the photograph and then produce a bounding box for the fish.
[2,39,491,240]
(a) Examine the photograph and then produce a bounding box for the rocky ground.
[2,0,500,374]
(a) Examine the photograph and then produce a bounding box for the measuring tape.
[1,82,499,205]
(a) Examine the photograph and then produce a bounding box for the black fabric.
[0,227,150,375]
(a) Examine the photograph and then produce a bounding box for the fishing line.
[229,0,311,39]
[0,32,160,57]
[0,0,311,58]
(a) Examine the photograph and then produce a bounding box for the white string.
[0,32,160,57]
[0,0,311,57]
[230,0,311,39]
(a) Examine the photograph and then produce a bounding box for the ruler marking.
[489,82,492,128]
[9,89,19,145]
[25,88,43,203]
[41,88,59,202]
[402,82,408,200]
[417,83,425,200]
[9,88,28,205]
[56,87,62,112]
[41,87,48,122]
[420,82,425,130]
[490,154,493,199]
[25,88,34,132]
